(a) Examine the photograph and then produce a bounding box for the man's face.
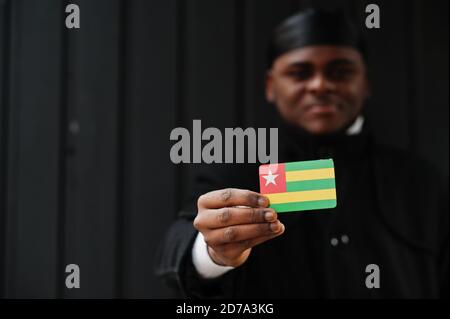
[266,45,369,135]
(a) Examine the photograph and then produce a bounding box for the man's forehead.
[276,45,363,67]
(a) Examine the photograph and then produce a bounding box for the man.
[155,8,448,298]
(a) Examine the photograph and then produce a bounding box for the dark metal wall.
[0,0,448,298]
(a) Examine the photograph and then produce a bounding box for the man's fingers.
[212,224,285,261]
[243,226,285,248]
[203,220,284,246]
[198,188,269,210]
[196,207,277,229]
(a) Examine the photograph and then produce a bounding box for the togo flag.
[259,159,337,213]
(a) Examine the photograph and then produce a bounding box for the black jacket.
[155,121,448,298]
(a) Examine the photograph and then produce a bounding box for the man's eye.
[287,69,311,80]
[329,67,355,80]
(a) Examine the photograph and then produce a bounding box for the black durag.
[267,7,367,68]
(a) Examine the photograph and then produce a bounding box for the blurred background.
[0,0,448,298]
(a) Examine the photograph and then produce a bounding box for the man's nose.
[306,73,335,94]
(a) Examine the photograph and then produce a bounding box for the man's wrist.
[191,232,235,279]
[206,245,228,266]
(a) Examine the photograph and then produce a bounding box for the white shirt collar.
[346,116,364,136]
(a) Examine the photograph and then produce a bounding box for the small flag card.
[259,159,337,213]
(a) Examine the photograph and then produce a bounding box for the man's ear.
[265,70,275,103]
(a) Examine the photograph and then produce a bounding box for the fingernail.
[270,221,280,232]
[264,211,275,221]
[258,196,268,207]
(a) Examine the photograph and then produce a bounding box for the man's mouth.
[306,103,339,115]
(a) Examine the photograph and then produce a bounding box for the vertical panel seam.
[115,0,129,299]
[234,0,245,127]
[174,0,186,215]
[56,0,70,299]
[406,0,421,154]
[4,0,23,298]
[0,0,12,298]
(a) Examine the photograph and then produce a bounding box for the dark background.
[0,0,448,298]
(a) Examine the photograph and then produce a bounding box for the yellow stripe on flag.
[266,188,336,204]
[285,168,335,182]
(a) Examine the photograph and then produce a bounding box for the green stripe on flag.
[270,199,337,213]
[286,178,336,192]
[285,159,334,171]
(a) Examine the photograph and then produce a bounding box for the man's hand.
[194,188,285,268]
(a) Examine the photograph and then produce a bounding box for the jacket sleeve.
[154,164,254,298]
[153,215,197,296]
[154,214,238,298]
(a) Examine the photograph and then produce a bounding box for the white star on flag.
[263,169,278,186]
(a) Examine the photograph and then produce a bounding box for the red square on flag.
[259,163,286,194]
